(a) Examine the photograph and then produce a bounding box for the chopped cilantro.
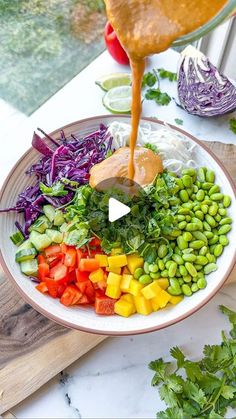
[174,118,183,126]
[229,117,236,134]
[158,68,177,81]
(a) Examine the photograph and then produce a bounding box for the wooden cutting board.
[0,141,235,415]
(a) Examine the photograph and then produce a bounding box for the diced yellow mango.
[89,268,104,283]
[127,254,144,274]
[155,290,171,308]
[95,254,108,267]
[123,266,131,275]
[108,254,127,268]
[151,297,160,312]
[169,295,184,305]
[107,272,122,286]
[129,279,144,296]
[134,295,152,315]
[106,266,121,274]
[120,294,136,313]
[111,248,123,255]
[120,274,133,292]
[114,299,133,317]
[141,282,162,300]
[105,284,121,299]
[156,278,169,290]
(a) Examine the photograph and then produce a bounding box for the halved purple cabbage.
[177,46,236,117]
[0,124,113,236]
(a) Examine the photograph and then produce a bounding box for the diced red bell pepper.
[45,278,59,298]
[38,254,46,264]
[78,294,89,304]
[76,269,90,283]
[95,295,116,315]
[49,263,68,282]
[76,249,83,265]
[68,269,77,283]
[64,248,77,267]
[36,282,48,294]
[93,279,107,292]
[48,252,64,268]
[45,245,61,258]
[90,237,101,247]
[57,284,67,298]
[60,285,82,306]
[38,262,50,282]
[60,243,68,253]
[79,258,100,272]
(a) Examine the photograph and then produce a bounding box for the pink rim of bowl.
[0,115,235,336]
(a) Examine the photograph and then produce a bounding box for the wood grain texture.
[0,140,235,415]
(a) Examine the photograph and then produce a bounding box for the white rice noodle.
[107,121,197,175]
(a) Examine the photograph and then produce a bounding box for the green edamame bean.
[182,232,193,242]
[149,264,159,273]
[185,215,191,222]
[219,217,232,226]
[150,272,161,279]
[199,246,208,256]
[134,268,144,279]
[197,271,205,278]
[195,210,204,221]
[182,168,196,177]
[196,189,205,202]
[168,262,177,278]
[172,254,184,265]
[144,262,150,274]
[182,202,193,209]
[179,265,188,276]
[209,244,217,254]
[197,277,207,289]
[165,260,173,269]
[182,254,196,262]
[206,253,215,263]
[177,214,186,221]
[215,214,221,223]
[205,214,216,228]
[191,218,203,229]
[186,223,200,232]
[174,247,182,256]
[193,185,199,194]
[205,170,215,183]
[219,235,229,246]
[208,203,218,216]
[193,204,201,212]
[204,263,218,275]
[211,193,223,201]
[198,167,206,182]
[223,195,231,208]
[202,182,214,190]
[176,269,181,278]
[171,229,182,238]
[161,269,169,278]
[139,274,152,285]
[209,184,220,196]
[195,264,203,271]
[204,231,213,239]
[208,235,219,245]
[182,175,193,188]
[202,199,212,206]
[191,283,199,293]
[186,188,193,197]
[170,277,181,291]
[189,240,205,249]
[182,248,194,254]
[168,286,182,296]
[178,208,190,215]
[183,275,192,283]
[158,260,165,271]
[214,244,223,257]
[192,231,208,243]
[218,225,231,235]
[176,178,184,189]
[182,284,192,296]
[179,190,189,203]
[178,278,184,285]
[177,236,188,250]
[201,204,209,214]
[195,255,208,265]
[178,221,187,230]
[218,208,227,217]
[185,262,197,277]
[158,244,168,259]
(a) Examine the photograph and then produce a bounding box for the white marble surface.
[0,48,236,418]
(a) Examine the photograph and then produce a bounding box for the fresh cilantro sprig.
[174,118,183,126]
[229,117,236,135]
[157,68,177,82]
[39,181,68,196]
[149,305,236,418]
[142,67,176,107]
[145,89,171,106]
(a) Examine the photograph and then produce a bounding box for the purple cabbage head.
[177,46,236,117]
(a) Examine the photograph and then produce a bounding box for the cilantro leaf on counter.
[145,88,171,106]
[142,71,157,87]
[174,118,183,126]
[158,68,177,81]
[229,117,236,134]
[150,305,236,418]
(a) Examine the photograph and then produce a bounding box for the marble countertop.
[0,48,236,418]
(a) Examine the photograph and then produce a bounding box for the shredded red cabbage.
[0,124,113,236]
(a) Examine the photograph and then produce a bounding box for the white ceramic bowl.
[0,115,235,335]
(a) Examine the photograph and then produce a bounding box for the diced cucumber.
[10,231,24,246]
[17,239,34,252]
[46,229,63,244]
[20,259,38,276]
[15,248,37,262]
[30,231,52,251]
[54,210,65,226]
[59,222,68,233]
[29,215,51,233]
[43,205,55,222]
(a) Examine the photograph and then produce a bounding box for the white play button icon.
[108,197,130,222]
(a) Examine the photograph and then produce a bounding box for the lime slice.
[103,86,132,114]
[96,73,131,91]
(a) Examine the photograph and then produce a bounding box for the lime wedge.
[103,86,132,114]
[96,73,131,91]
